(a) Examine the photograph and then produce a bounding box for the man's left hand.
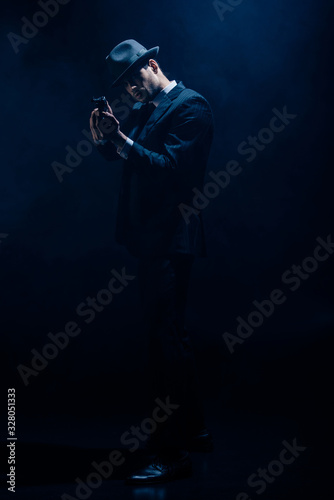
[99,110,120,139]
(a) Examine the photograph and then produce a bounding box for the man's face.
[122,63,159,103]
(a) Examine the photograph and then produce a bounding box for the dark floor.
[1,403,329,500]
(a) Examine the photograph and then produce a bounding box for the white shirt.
[151,79,177,108]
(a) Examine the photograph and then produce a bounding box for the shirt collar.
[151,80,177,108]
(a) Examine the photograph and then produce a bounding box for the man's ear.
[148,59,159,74]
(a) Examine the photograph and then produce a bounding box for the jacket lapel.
[127,103,153,142]
[136,81,186,143]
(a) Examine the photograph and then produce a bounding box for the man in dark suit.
[90,39,214,484]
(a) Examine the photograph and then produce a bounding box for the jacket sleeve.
[127,96,214,175]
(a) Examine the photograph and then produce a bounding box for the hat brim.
[110,46,159,88]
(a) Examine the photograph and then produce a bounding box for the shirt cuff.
[117,138,134,159]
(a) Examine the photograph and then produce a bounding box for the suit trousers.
[137,254,205,451]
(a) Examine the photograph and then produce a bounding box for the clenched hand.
[89,99,120,143]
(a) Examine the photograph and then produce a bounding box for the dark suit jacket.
[97,81,214,257]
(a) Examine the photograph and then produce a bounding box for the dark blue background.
[1,0,333,495]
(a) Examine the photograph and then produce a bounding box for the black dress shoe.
[125,452,192,485]
[186,428,214,452]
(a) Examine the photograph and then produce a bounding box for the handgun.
[91,96,109,116]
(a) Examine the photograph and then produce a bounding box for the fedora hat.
[106,39,159,88]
